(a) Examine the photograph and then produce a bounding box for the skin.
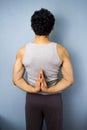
[12,35,74,94]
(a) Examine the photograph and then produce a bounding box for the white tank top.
[22,42,62,95]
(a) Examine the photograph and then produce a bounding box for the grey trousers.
[25,92,63,130]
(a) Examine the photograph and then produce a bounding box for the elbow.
[12,77,22,86]
[12,79,16,86]
[12,78,18,86]
[69,79,74,86]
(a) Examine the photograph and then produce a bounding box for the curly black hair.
[31,8,55,35]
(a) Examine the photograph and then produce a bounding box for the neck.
[32,35,51,44]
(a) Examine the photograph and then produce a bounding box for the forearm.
[47,78,73,94]
[13,78,35,93]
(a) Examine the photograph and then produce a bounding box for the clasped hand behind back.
[35,69,48,93]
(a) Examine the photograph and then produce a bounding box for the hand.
[39,69,48,93]
[34,70,41,92]
[35,69,48,93]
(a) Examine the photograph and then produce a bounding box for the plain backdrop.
[0,0,87,130]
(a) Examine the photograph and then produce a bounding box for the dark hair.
[31,8,55,35]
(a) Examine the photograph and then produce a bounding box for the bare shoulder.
[16,45,26,59]
[56,43,70,60]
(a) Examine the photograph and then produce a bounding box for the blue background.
[0,0,87,130]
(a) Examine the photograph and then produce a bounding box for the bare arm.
[12,46,39,93]
[46,44,74,94]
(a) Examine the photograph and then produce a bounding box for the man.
[12,8,74,130]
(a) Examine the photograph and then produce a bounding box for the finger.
[40,69,45,80]
[40,69,43,74]
[42,82,44,87]
[37,79,43,87]
[38,70,42,80]
[38,69,43,79]
[41,82,44,88]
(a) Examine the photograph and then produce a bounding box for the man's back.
[22,42,62,94]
